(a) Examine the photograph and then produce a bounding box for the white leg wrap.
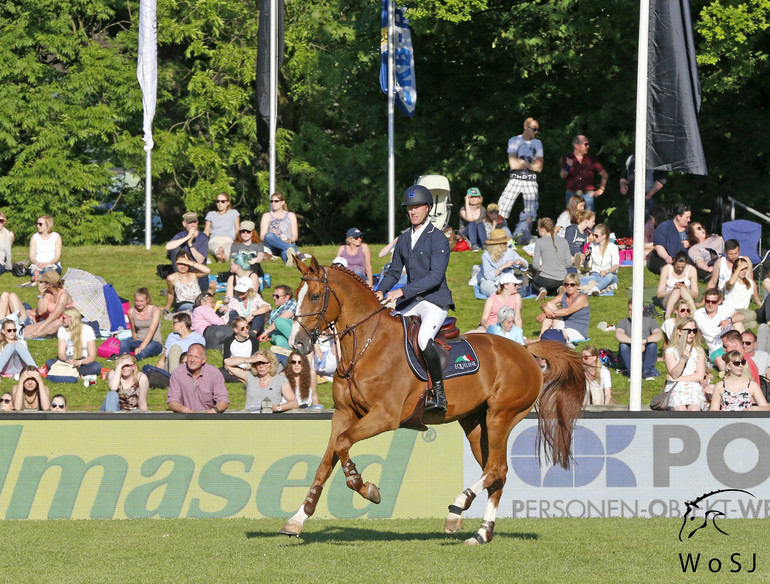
[483,499,498,522]
[288,507,309,527]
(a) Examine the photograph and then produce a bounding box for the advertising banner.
[0,421,463,520]
[464,418,770,519]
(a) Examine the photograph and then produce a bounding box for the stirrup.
[425,383,447,412]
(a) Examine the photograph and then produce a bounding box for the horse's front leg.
[335,406,401,504]
[279,409,354,537]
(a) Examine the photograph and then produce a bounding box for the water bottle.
[261,398,272,414]
[65,339,75,361]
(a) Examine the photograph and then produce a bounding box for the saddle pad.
[401,318,480,382]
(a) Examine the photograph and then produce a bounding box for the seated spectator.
[580,223,619,294]
[163,251,211,315]
[643,206,668,261]
[563,209,594,270]
[663,317,707,411]
[45,307,101,379]
[478,229,529,298]
[710,350,770,411]
[244,349,290,411]
[458,187,487,250]
[50,394,67,411]
[0,317,36,376]
[221,317,261,383]
[471,273,522,333]
[615,299,662,379]
[713,330,750,377]
[531,218,574,300]
[191,293,232,349]
[121,288,163,361]
[536,273,589,342]
[487,305,524,344]
[0,211,14,275]
[11,366,50,411]
[661,298,695,342]
[313,332,338,382]
[225,253,262,301]
[156,312,206,373]
[336,228,373,285]
[100,354,149,412]
[258,285,297,349]
[23,271,74,338]
[260,191,301,267]
[0,292,29,324]
[0,391,13,411]
[282,351,320,410]
[167,344,229,414]
[555,194,585,238]
[511,210,535,245]
[481,203,511,241]
[742,330,770,380]
[224,278,270,334]
[706,238,754,294]
[27,215,62,284]
[686,221,724,280]
[165,212,210,293]
[656,251,699,319]
[204,192,240,263]
[723,257,760,330]
[647,202,691,275]
[581,345,612,405]
[694,288,744,361]
[230,221,266,275]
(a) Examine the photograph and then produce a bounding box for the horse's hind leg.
[279,409,353,537]
[445,414,488,534]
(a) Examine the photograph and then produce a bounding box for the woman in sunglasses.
[710,350,769,411]
[244,350,291,411]
[281,351,319,411]
[27,215,62,284]
[11,366,50,411]
[259,192,307,267]
[661,298,696,343]
[663,317,707,411]
[50,394,67,411]
[0,317,36,376]
[204,192,240,263]
[0,392,14,412]
[229,221,265,274]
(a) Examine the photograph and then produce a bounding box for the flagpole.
[630,0,651,411]
[269,0,278,195]
[387,0,395,243]
[145,151,152,249]
[137,0,157,251]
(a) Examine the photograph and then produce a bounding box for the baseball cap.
[346,227,363,239]
[183,212,198,223]
[240,220,255,232]
[234,277,253,293]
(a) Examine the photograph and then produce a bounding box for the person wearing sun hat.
[478,228,529,297]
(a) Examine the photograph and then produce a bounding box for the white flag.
[137,0,157,152]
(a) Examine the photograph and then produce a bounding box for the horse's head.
[289,255,342,355]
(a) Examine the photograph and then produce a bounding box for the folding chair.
[721,219,768,278]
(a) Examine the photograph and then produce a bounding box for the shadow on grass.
[246,525,539,544]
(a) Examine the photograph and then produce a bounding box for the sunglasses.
[51,403,65,409]
[239,229,251,233]
[270,199,281,203]
[680,328,697,333]
[290,360,303,364]
[529,127,540,132]
[743,341,755,346]
[254,361,270,366]
[564,283,577,287]
[3,328,16,333]
[704,299,719,305]
[678,308,691,313]
[732,359,747,367]
[273,294,282,299]
[0,219,6,224]
[36,222,45,226]
[216,199,228,203]
[0,398,11,404]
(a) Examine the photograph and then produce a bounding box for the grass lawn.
[4,242,670,410]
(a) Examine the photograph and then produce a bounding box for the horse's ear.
[310,255,321,272]
[295,254,310,275]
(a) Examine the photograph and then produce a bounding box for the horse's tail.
[526,340,585,469]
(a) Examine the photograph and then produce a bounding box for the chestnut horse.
[281,258,585,544]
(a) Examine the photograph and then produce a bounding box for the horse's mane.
[327,264,399,319]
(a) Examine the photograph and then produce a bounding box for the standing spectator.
[559,135,608,212]
[742,330,770,379]
[536,273,590,342]
[1,392,14,411]
[531,217,574,300]
[478,229,528,298]
[336,227,373,285]
[686,222,724,281]
[619,154,667,235]
[222,317,261,383]
[45,307,102,379]
[555,194,585,238]
[224,278,270,334]
[27,215,62,283]
[657,251,699,319]
[0,317,36,376]
[710,351,769,411]
[157,312,206,373]
[706,239,754,293]
[0,211,14,275]
[260,191,301,267]
[581,346,612,405]
[11,366,50,411]
[281,351,319,411]
[167,344,229,414]
[165,212,210,293]
[163,251,211,315]
[694,288,744,362]
[100,354,149,412]
[472,272,522,333]
[122,288,163,362]
[204,192,240,263]
[230,221,265,275]
[647,203,691,275]
[24,271,74,339]
[498,118,543,221]
[244,349,290,411]
[663,317,708,411]
[258,285,297,350]
[615,299,663,379]
[486,305,524,344]
[458,187,487,250]
[191,293,232,349]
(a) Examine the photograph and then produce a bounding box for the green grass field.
[3,241,671,410]
[0,517,765,583]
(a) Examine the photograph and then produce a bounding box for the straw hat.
[485,229,509,245]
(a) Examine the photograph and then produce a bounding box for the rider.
[375,185,454,412]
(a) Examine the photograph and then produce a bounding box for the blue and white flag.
[379,0,416,117]
[137,0,157,152]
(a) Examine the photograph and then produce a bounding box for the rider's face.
[406,204,429,227]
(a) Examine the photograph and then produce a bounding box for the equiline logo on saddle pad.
[401,319,480,382]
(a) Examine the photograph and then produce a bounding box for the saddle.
[406,315,454,371]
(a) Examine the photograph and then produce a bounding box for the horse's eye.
[311,294,321,302]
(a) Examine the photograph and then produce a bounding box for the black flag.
[256,0,285,152]
[647,0,707,175]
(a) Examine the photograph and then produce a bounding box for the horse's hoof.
[279,520,303,537]
[463,535,485,545]
[444,516,463,534]
[364,482,381,504]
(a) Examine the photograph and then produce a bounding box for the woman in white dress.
[28,215,62,283]
[723,257,760,330]
[663,317,707,411]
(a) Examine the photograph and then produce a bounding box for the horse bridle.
[295,266,387,379]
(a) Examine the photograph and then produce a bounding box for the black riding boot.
[422,339,447,412]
